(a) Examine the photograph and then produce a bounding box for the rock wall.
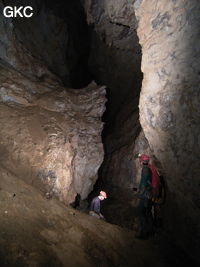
[83,0,142,124]
[101,98,144,189]
[0,0,106,203]
[83,0,145,194]
[0,0,56,83]
[0,63,106,203]
[1,1,200,261]
[83,0,155,228]
[135,0,200,261]
[0,0,91,87]
[84,1,200,262]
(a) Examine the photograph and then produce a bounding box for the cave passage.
[0,0,200,266]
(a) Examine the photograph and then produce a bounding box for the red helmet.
[100,191,107,199]
[139,154,150,163]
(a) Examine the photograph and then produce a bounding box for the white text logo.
[3,6,34,18]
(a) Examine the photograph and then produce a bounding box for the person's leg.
[156,205,162,228]
[136,199,147,238]
[145,199,154,237]
[89,211,100,219]
[152,203,157,226]
[147,200,155,235]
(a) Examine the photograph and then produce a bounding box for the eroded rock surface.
[135,0,200,261]
[0,0,90,87]
[85,1,200,263]
[83,0,142,123]
[0,0,107,203]
[0,63,106,203]
[0,0,200,264]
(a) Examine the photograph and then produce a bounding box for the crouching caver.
[89,191,107,220]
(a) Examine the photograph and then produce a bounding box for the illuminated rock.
[0,65,106,203]
[135,0,200,259]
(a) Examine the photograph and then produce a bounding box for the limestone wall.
[135,0,200,260]
[0,64,106,203]
[0,0,106,203]
[0,0,90,87]
[83,0,142,123]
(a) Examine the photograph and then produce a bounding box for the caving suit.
[137,164,153,237]
[89,197,101,219]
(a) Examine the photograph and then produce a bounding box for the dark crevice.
[10,0,93,89]
[83,1,143,229]
[44,0,93,88]
[108,19,131,29]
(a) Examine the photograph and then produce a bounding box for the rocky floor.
[0,166,198,267]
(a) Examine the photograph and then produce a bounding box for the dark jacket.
[90,197,101,214]
[139,165,152,191]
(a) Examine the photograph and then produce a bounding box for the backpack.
[149,164,161,197]
[152,175,166,205]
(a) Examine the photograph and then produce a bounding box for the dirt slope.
[0,166,174,267]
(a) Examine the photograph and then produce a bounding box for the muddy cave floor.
[0,168,198,267]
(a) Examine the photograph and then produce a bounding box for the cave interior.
[0,0,200,266]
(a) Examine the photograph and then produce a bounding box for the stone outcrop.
[0,62,106,204]
[135,0,200,261]
[0,0,106,203]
